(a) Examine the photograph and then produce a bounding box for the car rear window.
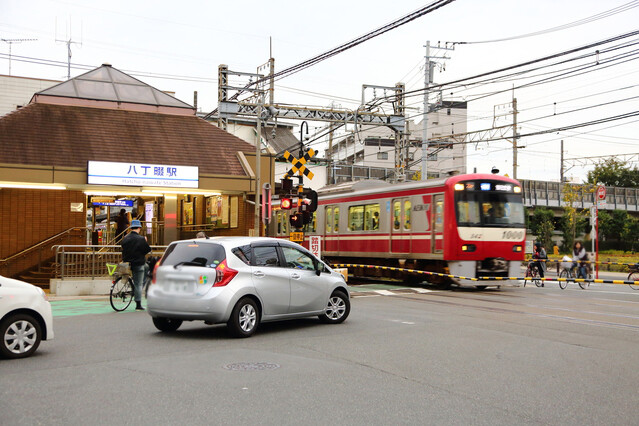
[161,242,226,268]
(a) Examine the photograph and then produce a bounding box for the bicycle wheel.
[110,277,134,311]
[578,276,590,289]
[558,269,571,289]
[533,267,542,287]
[628,271,639,290]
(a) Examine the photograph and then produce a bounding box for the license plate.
[166,281,193,293]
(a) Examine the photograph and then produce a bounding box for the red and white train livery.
[272,173,526,288]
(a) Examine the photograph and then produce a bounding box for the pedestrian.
[532,241,547,286]
[572,241,588,279]
[196,231,208,239]
[115,208,129,243]
[120,219,151,311]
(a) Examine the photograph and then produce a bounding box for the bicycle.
[107,257,157,312]
[107,262,134,311]
[628,263,639,290]
[524,262,542,288]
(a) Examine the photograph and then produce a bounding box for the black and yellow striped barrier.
[331,263,639,286]
[332,263,479,282]
[525,258,639,267]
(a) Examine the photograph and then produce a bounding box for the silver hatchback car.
[147,237,350,337]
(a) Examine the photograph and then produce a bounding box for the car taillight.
[152,259,161,284]
[213,260,238,287]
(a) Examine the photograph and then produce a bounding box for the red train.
[271,173,526,288]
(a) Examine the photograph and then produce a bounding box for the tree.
[586,158,639,188]
[598,210,639,251]
[529,207,554,249]
[561,183,591,250]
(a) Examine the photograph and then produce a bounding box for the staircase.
[19,260,56,292]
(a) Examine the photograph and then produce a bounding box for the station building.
[0,65,273,279]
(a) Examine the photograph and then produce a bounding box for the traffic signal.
[302,210,312,225]
[281,197,292,210]
[289,212,304,228]
[306,190,318,212]
[281,177,293,192]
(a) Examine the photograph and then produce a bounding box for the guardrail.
[52,245,167,280]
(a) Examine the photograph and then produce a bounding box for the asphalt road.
[2,283,639,425]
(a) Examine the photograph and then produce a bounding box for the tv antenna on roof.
[55,17,82,80]
[1,38,37,75]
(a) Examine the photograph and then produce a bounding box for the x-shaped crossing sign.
[283,149,315,179]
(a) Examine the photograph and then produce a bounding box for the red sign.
[597,186,606,200]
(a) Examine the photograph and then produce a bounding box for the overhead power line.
[454,0,639,44]
[204,0,457,118]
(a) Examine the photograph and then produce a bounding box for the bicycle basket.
[116,262,132,276]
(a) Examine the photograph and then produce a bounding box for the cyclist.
[572,241,588,279]
[531,242,547,286]
[121,219,151,311]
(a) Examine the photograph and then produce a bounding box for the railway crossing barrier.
[331,263,639,286]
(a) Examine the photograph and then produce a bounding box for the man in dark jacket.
[121,219,151,310]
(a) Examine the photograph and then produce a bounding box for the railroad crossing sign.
[283,149,315,179]
[597,185,606,208]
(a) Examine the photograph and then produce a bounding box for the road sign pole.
[595,205,599,279]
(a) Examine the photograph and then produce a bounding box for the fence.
[52,245,167,280]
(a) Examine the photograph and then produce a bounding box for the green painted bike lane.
[49,284,413,317]
[50,299,137,318]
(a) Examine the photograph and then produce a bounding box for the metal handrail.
[52,244,167,280]
[0,227,89,278]
[0,227,89,263]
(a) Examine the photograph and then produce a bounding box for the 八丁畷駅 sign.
[88,161,198,188]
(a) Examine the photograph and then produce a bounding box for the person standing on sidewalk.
[120,219,151,310]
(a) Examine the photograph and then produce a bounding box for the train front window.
[456,191,524,227]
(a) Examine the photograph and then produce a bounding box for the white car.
[0,276,54,359]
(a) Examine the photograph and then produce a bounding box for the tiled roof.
[0,103,255,176]
[262,126,302,156]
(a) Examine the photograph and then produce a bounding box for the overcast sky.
[2,0,638,183]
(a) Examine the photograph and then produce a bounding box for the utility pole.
[1,38,37,75]
[254,93,263,235]
[512,88,518,179]
[560,139,564,183]
[421,41,453,180]
[421,41,431,181]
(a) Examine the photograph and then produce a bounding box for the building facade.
[0,65,273,280]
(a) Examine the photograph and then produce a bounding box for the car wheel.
[152,317,183,332]
[319,291,350,324]
[0,313,42,359]
[227,298,259,338]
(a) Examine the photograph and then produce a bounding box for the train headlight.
[513,186,521,193]
[454,183,464,191]
[512,245,523,252]
[461,244,476,252]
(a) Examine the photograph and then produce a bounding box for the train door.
[391,198,411,253]
[431,194,444,253]
[324,205,339,253]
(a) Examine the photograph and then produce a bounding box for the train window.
[348,206,364,231]
[326,208,332,233]
[334,207,340,232]
[281,211,288,234]
[393,201,401,231]
[404,201,411,230]
[456,197,481,226]
[435,199,444,232]
[364,204,380,230]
